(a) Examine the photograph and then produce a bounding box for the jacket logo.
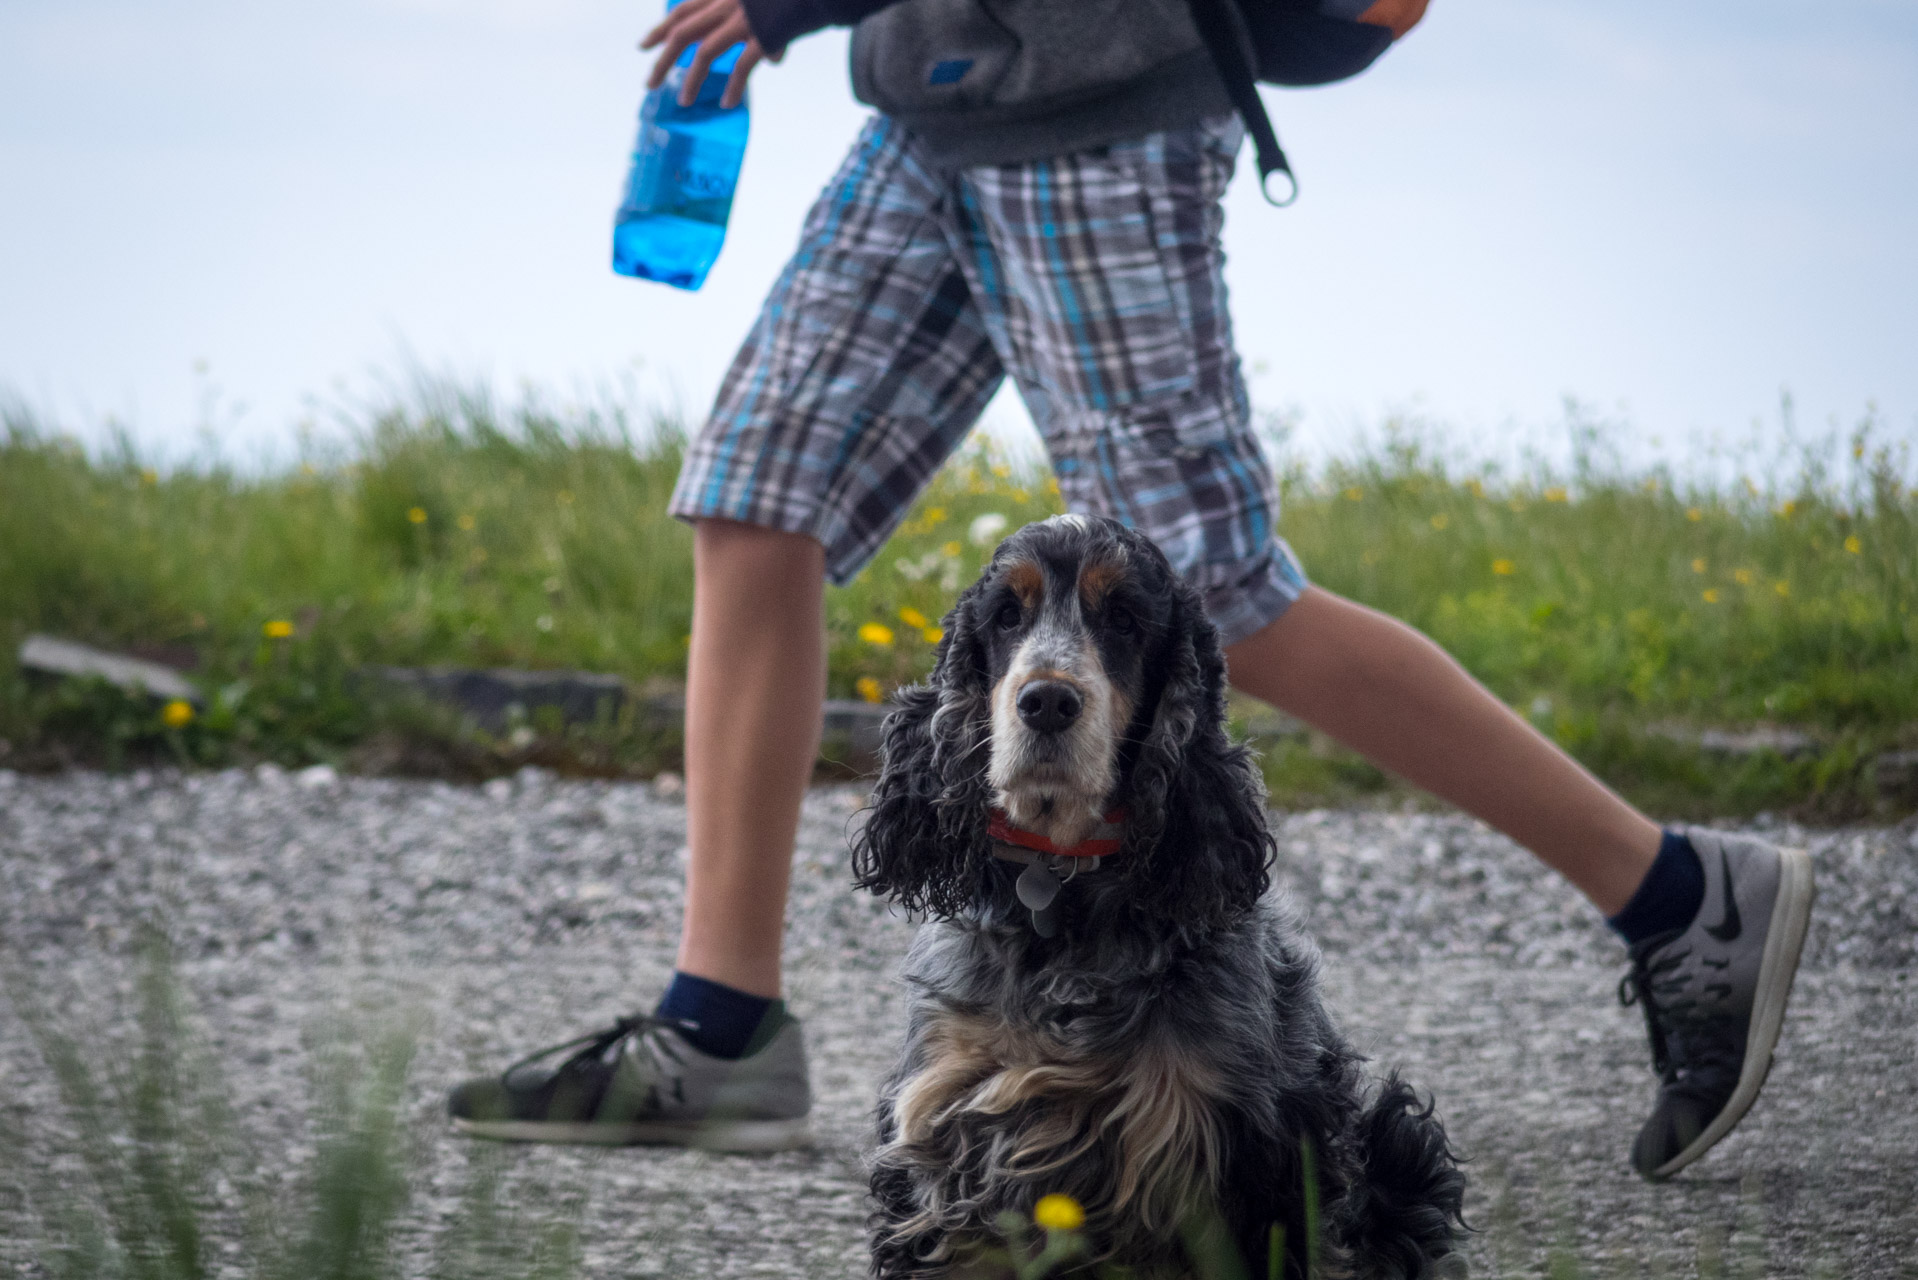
[1704,850,1742,943]
[928,59,973,85]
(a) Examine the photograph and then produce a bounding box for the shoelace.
[1618,936,1740,1087]
[500,1013,699,1089]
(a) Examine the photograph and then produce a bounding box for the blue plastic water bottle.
[612,6,749,291]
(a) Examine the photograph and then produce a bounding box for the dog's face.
[852,511,1273,930]
[977,515,1174,848]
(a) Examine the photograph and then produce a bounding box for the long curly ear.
[850,578,996,917]
[1120,578,1274,930]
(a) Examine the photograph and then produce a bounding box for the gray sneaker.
[447,1011,813,1152]
[1619,828,1814,1180]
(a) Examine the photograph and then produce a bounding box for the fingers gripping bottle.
[612,4,748,290]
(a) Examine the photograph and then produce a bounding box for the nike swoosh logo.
[1703,849,1742,942]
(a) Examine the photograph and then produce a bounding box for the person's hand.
[640,0,772,109]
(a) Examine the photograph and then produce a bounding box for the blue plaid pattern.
[669,113,1309,644]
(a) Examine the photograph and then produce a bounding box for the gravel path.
[1,766,1914,1278]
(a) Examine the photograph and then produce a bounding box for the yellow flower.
[1429,513,1450,531]
[1686,507,1703,522]
[922,626,944,644]
[1343,487,1364,502]
[406,506,428,524]
[1778,500,1799,518]
[1544,486,1568,503]
[858,622,895,647]
[161,700,195,729]
[1466,479,1485,499]
[924,506,947,525]
[1774,580,1790,597]
[1692,558,1708,574]
[1733,568,1755,586]
[140,468,158,486]
[1033,1194,1085,1233]
[942,541,963,558]
[1491,559,1516,576]
[262,619,295,639]
[1044,476,1061,496]
[1642,477,1660,493]
[1702,588,1721,603]
[457,513,477,531]
[898,606,930,630]
[1844,535,1862,554]
[1012,488,1030,503]
[855,676,884,704]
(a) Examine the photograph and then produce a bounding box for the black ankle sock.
[655,972,782,1060]
[1607,829,1706,945]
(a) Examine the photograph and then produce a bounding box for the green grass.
[1,387,1912,816]
[0,934,586,1280]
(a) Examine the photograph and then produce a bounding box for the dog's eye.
[1108,607,1136,636]
[994,600,1023,631]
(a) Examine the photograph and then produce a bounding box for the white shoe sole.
[1647,845,1815,1180]
[451,1115,813,1153]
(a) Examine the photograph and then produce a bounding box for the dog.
[851,514,1466,1279]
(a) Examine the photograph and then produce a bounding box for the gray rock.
[16,633,201,703]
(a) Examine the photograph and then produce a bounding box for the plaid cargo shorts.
[668,112,1309,644]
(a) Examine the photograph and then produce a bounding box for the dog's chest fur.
[876,928,1237,1269]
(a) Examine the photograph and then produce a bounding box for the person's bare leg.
[674,519,827,998]
[1225,586,1661,915]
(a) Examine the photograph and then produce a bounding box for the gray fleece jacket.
[739,0,1233,167]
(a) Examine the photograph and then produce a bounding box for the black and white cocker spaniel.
[851,514,1467,1280]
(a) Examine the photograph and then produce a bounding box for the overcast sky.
[3,0,1914,480]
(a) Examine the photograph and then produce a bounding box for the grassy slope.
[2,392,1911,815]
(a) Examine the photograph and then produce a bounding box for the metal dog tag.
[1015,861,1062,912]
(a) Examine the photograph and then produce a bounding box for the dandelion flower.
[1686,507,1703,522]
[1033,1194,1085,1233]
[1777,500,1798,518]
[161,700,195,729]
[942,541,963,558]
[140,468,158,486]
[262,619,295,639]
[1544,486,1568,503]
[1845,535,1862,554]
[969,513,1008,547]
[406,506,428,524]
[1733,568,1755,586]
[1692,558,1708,574]
[924,506,947,525]
[922,626,944,644]
[1044,476,1061,496]
[1702,589,1721,604]
[1774,581,1790,597]
[1466,479,1485,499]
[1343,487,1364,502]
[457,513,477,531]
[859,622,895,647]
[898,606,930,630]
[1429,513,1450,531]
[1492,559,1516,576]
[855,676,884,704]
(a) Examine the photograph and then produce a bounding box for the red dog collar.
[987,807,1127,860]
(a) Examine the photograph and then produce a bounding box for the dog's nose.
[1016,680,1083,734]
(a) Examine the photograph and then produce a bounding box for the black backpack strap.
[1186,0,1297,206]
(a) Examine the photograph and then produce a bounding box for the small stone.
[295,764,338,790]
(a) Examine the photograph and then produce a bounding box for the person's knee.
[693,518,826,580]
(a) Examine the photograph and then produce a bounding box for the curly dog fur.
[851,515,1466,1279]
